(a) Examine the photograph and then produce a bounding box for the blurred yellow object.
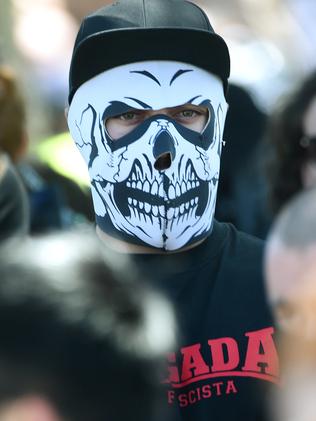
[36,132,90,188]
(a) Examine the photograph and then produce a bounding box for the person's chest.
[161,258,279,421]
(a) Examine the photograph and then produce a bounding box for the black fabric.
[17,161,94,234]
[131,221,278,421]
[68,0,230,103]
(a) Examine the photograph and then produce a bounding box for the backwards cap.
[68,0,230,104]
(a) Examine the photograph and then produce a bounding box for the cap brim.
[69,27,230,104]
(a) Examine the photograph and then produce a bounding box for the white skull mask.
[68,61,228,251]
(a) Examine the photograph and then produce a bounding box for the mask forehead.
[69,60,227,114]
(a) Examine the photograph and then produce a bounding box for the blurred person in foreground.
[264,188,316,421]
[266,70,316,216]
[0,229,174,421]
[265,188,316,320]
[0,66,93,233]
[67,1,279,420]
[268,272,316,421]
[275,275,316,421]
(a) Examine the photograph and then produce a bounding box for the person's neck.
[96,226,205,254]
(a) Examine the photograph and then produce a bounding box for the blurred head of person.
[264,187,316,330]
[0,66,28,163]
[270,273,316,421]
[266,70,316,215]
[265,188,316,421]
[0,229,175,421]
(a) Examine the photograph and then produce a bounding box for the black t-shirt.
[133,221,279,421]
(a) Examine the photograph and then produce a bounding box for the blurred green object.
[36,131,90,188]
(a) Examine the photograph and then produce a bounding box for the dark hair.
[266,70,316,214]
[0,230,174,421]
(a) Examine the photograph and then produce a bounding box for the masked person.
[67,1,279,420]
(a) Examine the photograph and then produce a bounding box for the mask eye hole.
[104,105,210,142]
[105,110,145,140]
[172,106,209,133]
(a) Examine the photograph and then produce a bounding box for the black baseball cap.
[68,0,230,104]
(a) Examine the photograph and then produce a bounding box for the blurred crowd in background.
[2,0,316,237]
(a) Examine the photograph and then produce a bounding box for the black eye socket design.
[102,98,216,151]
[102,101,136,121]
[102,97,153,122]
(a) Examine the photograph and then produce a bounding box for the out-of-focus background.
[1,0,316,236]
[1,0,315,143]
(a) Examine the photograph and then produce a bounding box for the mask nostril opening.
[154,153,172,171]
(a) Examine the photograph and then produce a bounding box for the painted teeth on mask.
[166,179,200,200]
[127,197,199,223]
[151,180,158,195]
[168,185,176,199]
[124,165,204,221]
[128,206,137,219]
[165,198,199,221]
[126,177,163,195]
[144,180,150,193]
[167,208,174,219]
[128,206,165,226]
[128,200,165,217]
[126,165,200,199]
[181,181,187,193]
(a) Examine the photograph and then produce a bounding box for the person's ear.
[0,395,61,421]
[64,106,69,121]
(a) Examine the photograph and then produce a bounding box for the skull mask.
[68,61,228,251]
